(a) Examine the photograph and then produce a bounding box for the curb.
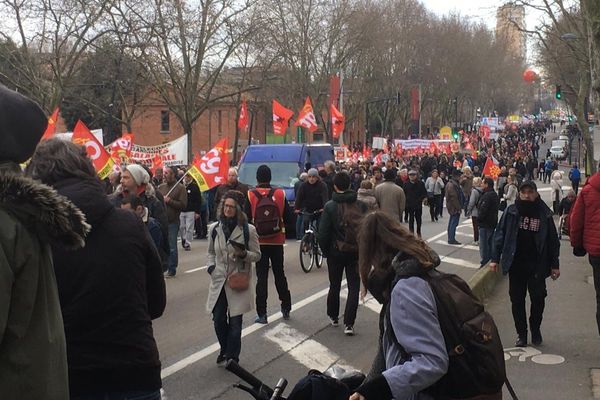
[467,264,503,302]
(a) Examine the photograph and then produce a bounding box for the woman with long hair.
[206,190,261,365]
[350,211,448,400]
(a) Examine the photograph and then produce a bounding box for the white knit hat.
[125,164,150,186]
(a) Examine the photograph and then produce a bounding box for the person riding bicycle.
[295,168,328,231]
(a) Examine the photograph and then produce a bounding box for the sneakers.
[282,309,290,320]
[216,354,227,367]
[164,271,176,279]
[515,334,527,347]
[330,317,339,327]
[344,325,354,336]
[531,330,543,345]
[473,240,479,245]
[181,239,187,249]
[254,315,268,324]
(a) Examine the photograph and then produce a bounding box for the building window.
[217,110,223,133]
[160,110,170,133]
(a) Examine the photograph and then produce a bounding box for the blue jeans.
[479,227,494,267]
[167,223,180,274]
[212,287,243,361]
[447,213,460,242]
[71,390,161,400]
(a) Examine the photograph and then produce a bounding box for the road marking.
[160,281,347,379]
[184,266,207,274]
[434,240,479,251]
[264,323,357,372]
[439,256,480,269]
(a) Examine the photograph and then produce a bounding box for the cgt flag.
[72,120,114,179]
[188,137,229,191]
[110,133,135,164]
[330,103,344,139]
[273,100,294,136]
[238,99,249,131]
[482,157,501,180]
[41,108,59,140]
[295,97,318,132]
[150,153,163,176]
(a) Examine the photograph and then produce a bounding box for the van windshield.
[238,162,300,188]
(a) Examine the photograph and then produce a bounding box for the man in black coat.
[476,177,500,268]
[180,173,202,250]
[403,170,427,237]
[294,168,328,232]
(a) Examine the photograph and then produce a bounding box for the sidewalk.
[484,231,600,399]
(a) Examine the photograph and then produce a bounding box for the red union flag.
[110,133,134,162]
[479,125,491,140]
[72,120,114,179]
[330,103,344,139]
[295,97,318,132]
[187,137,229,191]
[238,99,249,131]
[483,157,501,180]
[150,153,163,176]
[272,100,294,136]
[41,108,59,140]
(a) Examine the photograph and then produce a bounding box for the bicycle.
[298,210,323,273]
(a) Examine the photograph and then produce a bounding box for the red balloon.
[523,69,537,83]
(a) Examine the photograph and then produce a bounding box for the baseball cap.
[519,180,537,191]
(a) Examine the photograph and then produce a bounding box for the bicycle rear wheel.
[299,234,314,273]
[315,242,324,268]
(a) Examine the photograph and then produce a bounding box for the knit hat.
[125,164,150,186]
[256,164,271,183]
[307,168,319,177]
[0,85,48,163]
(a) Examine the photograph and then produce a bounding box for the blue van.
[237,143,334,206]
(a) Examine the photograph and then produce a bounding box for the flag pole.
[164,169,189,197]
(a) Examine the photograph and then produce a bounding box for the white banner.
[128,135,188,166]
[393,139,452,150]
[372,136,386,149]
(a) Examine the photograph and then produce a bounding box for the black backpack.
[386,270,506,399]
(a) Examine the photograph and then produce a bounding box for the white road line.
[264,323,357,372]
[160,281,347,379]
[434,240,479,251]
[439,256,480,269]
[184,266,207,274]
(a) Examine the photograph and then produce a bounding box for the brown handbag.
[227,270,250,291]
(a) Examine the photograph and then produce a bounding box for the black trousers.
[255,245,291,317]
[590,256,600,336]
[407,207,423,236]
[509,266,547,336]
[326,253,360,326]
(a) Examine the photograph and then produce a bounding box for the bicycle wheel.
[299,233,314,273]
[314,241,324,268]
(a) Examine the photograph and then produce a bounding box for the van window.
[238,162,300,188]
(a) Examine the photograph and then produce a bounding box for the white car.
[558,134,570,142]
[550,146,567,160]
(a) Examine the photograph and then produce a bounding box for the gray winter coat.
[206,222,261,317]
[374,181,406,221]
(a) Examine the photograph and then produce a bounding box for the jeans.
[407,207,423,236]
[572,179,580,195]
[327,254,360,327]
[295,213,304,240]
[479,227,494,267]
[471,216,479,242]
[167,223,180,274]
[256,245,291,317]
[447,213,460,242]
[212,287,243,361]
[179,211,195,244]
[509,267,547,336]
[437,194,444,217]
[71,390,161,400]
[589,256,600,336]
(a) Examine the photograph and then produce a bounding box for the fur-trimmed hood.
[0,171,90,249]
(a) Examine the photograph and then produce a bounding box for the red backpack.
[252,188,281,237]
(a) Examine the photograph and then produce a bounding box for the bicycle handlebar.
[226,360,274,399]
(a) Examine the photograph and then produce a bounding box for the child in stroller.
[558,190,577,239]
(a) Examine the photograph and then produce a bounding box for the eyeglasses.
[223,204,237,209]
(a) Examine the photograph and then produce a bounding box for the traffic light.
[452,130,459,141]
[555,85,562,100]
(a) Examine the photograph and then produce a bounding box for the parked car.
[550,146,567,160]
[558,134,570,142]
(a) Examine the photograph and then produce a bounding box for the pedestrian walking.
[425,169,445,222]
[490,181,560,347]
[569,171,600,335]
[214,167,249,213]
[445,169,464,245]
[374,168,406,223]
[0,86,89,400]
[206,190,261,365]
[465,177,483,244]
[477,177,500,268]
[568,164,581,195]
[403,170,427,237]
[180,173,202,251]
[318,172,367,336]
[159,166,188,277]
[247,165,292,324]
[550,170,564,215]
[27,139,166,400]
[357,180,378,210]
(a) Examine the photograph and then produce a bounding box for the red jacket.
[570,173,600,256]
[248,185,287,245]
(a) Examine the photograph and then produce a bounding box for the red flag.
[150,154,163,176]
[482,157,501,180]
[395,144,403,158]
[479,125,490,140]
[188,138,229,191]
[41,108,59,140]
[238,99,249,130]
[72,120,114,179]
[110,133,134,162]
[374,152,383,165]
[272,100,294,136]
[295,97,318,132]
[330,103,344,139]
